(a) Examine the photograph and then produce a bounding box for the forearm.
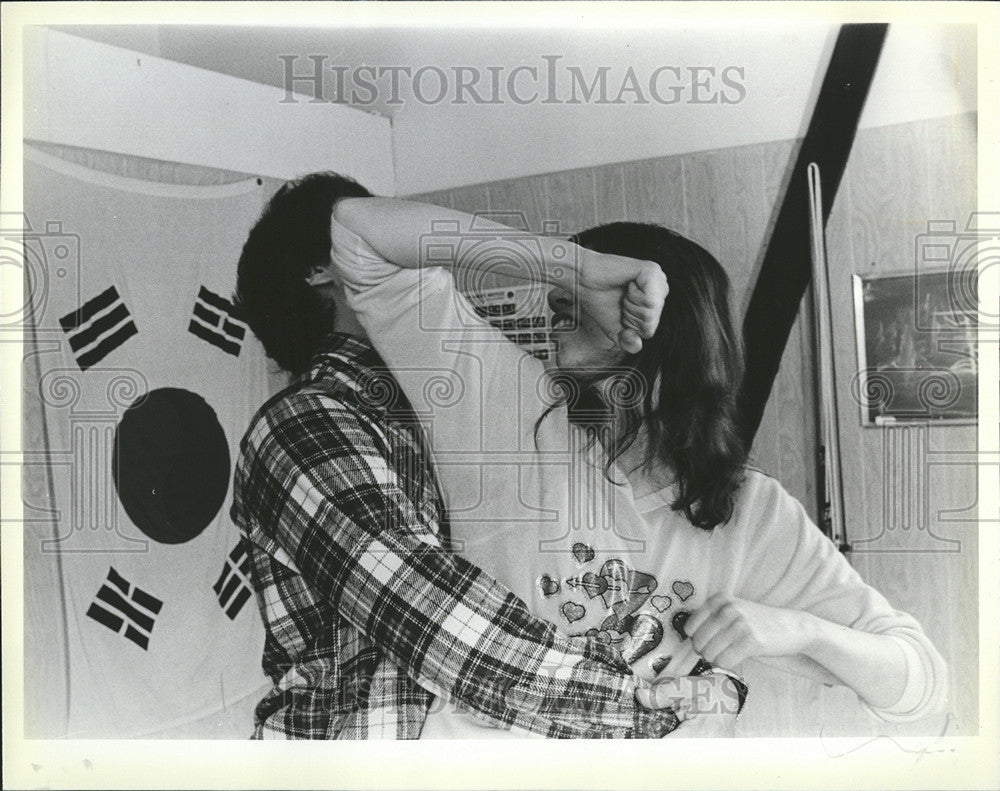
[337,534,673,737]
[799,612,908,710]
[726,476,945,719]
[684,592,918,717]
[333,197,580,290]
[332,198,666,354]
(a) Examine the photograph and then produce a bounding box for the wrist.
[541,238,586,291]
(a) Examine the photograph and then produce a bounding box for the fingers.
[682,592,727,637]
[625,280,664,316]
[685,595,754,671]
[624,278,665,340]
[617,327,643,354]
[639,673,742,727]
[698,627,742,666]
[636,677,696,720]
[659,640,700,677]
[668,710,738,738]
[689,611,738,658]
[621,301,645,329]
[608,261,668,352]
[634,265,669,306]
[617,293,658,350]
[687,600,738,656]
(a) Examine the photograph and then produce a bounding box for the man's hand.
[665,712,738,737]
[683,594,817,670]
[635,674,740,737]
[578,251,668,354]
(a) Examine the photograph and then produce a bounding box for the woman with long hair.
[311,194,945,736]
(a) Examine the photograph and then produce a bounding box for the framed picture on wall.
[852,270,978,425]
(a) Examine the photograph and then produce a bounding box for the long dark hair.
[564,222,747,530]
[233,172,373,375]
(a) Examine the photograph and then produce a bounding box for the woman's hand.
[683,594,817,670]
[577,250,668,353]
[678,594,912,713]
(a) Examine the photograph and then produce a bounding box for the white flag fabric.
[23,146,272,737]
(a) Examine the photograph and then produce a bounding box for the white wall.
[45,22,976,196]
[388,24,975,194]
[22,28,394,192]
[387,25,836,194]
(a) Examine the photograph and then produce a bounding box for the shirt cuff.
[863,635,932,721]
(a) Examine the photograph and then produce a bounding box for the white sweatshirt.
[331,217,947,737]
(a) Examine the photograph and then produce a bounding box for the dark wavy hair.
[564,222,747,530]
[233,172,373,375]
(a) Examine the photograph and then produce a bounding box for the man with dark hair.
[230,173,681,738]
[234,172,373,375]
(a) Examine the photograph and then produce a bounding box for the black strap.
[737,24,889,446]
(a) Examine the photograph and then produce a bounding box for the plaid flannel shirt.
[231,333,679,739]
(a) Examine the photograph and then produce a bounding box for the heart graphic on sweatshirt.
[650,595,672,613]
[671,580,695,602]
[611,599,633,619]
[598,611,664,664]
[599,559,629,608]
[572,542,595,565]
[617,613,664,664]
[671,610,691,640]
[628,570,659,600]
[538,575,560,597]
[561,601,586,623]
[598,559,659,614]
[651,654,672,675]
[567,572,608,599]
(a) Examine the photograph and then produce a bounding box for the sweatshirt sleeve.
[733,471,947,722]
[330,216,555,460]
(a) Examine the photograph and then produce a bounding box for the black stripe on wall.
[737,24,889,445]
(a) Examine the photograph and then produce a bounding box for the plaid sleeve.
[235,390,679,739]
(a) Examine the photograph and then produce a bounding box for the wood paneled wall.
[826,112,979,737]
[408,111,978,736]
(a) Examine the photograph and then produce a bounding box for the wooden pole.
[807,163,850,552]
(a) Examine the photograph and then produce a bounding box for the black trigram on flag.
[59,285,138,370]
[188,286,247,357]
[86,567,163,650]
[214,541,253,620]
